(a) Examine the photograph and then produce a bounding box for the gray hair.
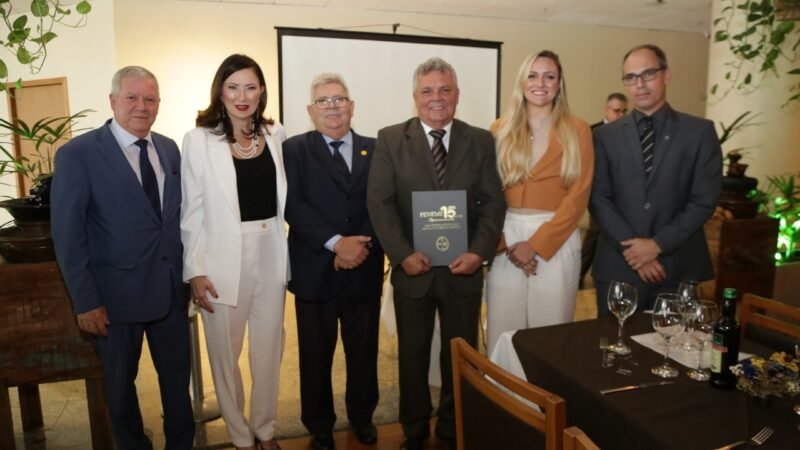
[310,72,350,102]
[110,66,158,97]
[412,57,458,92]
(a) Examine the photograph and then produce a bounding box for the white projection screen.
[277,27,502,139]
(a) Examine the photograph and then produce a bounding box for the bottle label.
[710,332,727,373]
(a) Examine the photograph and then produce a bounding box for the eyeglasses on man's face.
[621,68,664,86]
[312,96,350,109]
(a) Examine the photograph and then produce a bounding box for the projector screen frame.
[276,26,502,135]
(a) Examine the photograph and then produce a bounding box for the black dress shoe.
[311,432,335,450]
[353,423,378,444]
[400,436,424,450]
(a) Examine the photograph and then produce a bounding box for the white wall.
[0,0,116,223]
[114,0,711,144]
[1,0,713,224]
[705,0,800,182]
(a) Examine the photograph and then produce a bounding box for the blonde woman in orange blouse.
[487,50,594,354]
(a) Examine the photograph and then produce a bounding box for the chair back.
[563,426,600,450]
[451,337,566,450]
[739,293,800,353]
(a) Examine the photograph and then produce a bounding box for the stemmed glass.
[676,281,701,351]
[607,281,638,355]
[686,300,719,381]
[651,293,684,378]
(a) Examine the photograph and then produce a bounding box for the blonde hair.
[495,50,580,188]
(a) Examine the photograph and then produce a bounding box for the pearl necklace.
[232,133,260,159]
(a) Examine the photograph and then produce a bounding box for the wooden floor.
[277,422,448,450]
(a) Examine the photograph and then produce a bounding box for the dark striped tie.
[135,139,161,217]
[429,129,446,186]
[329,140,350,181]
[640,116,655,175]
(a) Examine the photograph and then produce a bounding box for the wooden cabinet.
[704,216,779,303]
[0,262,111,449]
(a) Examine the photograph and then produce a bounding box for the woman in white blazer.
[181,54,288,450]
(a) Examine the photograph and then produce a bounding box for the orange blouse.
[498,116,594,260]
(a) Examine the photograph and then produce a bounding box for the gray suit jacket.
[367,117,506,298]
[589,105,722,285]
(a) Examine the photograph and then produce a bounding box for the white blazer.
[180,123,289,307]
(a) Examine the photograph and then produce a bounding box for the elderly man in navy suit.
[590,45,722,316]
[283,73,384,450]
[51,66,194,449]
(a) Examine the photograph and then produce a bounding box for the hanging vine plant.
[0,0,92,91]
[711,0,800,105]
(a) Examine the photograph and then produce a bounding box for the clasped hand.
[333,235,371,270]
[507,241,538,276]
[621,238,665,283]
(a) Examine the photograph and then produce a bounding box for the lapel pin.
[360,149,368,156]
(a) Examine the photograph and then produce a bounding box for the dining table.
[490,313,798,450]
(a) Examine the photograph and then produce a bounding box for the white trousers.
[201,218,286,446]
[486,211,581,355]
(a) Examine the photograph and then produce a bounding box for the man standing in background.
[581,92,628,288]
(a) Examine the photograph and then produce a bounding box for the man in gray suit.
[590,44,722,316]
[367,57,505,450]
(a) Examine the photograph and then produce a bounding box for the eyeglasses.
[621,68,664,86]
[312,96,350,109]
[608,107,628,114]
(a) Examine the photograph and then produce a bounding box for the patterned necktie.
[329,140,350,181]
[640,116,655,175]
[135,139,161,217]
[429,129,447,186]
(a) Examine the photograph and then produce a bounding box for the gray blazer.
[589,104,722,285]
[367,117,506,298]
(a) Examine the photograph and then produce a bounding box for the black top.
[233,147,277,221]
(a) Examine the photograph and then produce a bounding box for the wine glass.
[651,293,684,378]
[607,281,638,355]
[686,301,719,381]
[676,281,701,351]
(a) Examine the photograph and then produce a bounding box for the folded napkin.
[631,332,754,369]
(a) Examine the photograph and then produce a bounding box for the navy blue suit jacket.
[283,130,384,302]
[52,120,188,323]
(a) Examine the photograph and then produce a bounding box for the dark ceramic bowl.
[0,198,50,222]
[0,226,55,263]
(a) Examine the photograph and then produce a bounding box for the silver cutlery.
[599,380,675,395]
[714,426,774,450]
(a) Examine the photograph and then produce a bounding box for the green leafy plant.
[0,0,92,91]
[0,109,91,193]
[752,172,800,263]
[711,0,800,105]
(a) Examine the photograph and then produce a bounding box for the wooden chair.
[739,293,800,353]
[563,426,600,450]
[451,337,566,450]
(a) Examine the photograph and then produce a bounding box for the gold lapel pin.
[360,149,368,156]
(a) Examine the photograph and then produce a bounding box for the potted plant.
[753,172,800,263]
[0,109,91,262]
[711,0,800,105]
[716,111,764,218]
